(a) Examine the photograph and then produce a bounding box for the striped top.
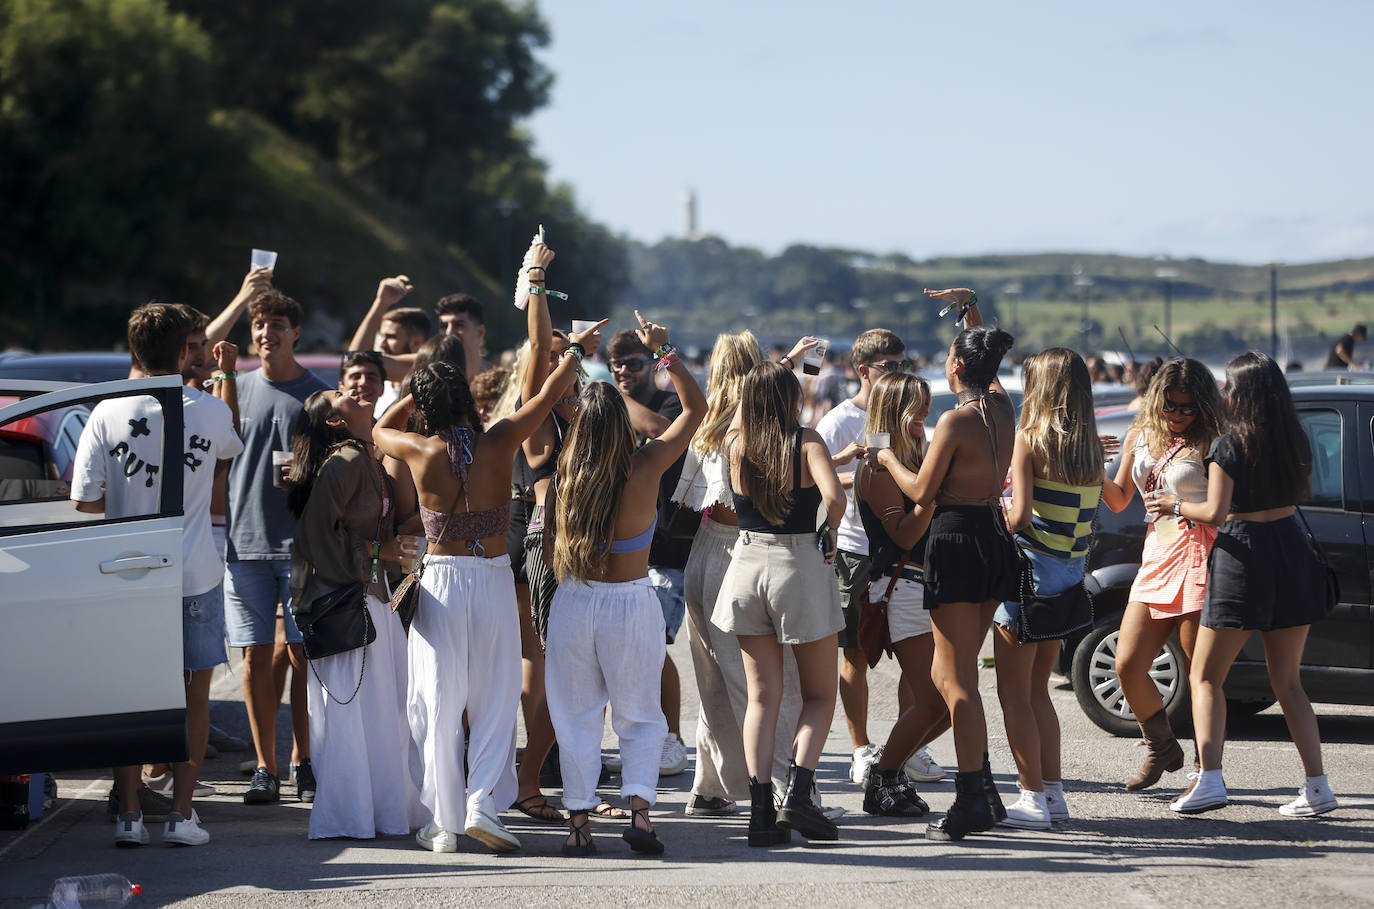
[1020,478,1101,559]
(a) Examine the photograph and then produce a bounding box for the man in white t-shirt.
[815,328,943,787]
[71,303,243,848]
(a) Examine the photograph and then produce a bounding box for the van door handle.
[99,555,174,574]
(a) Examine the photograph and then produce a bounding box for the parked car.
[0,350,345,389]
[0,377,188,773]
[1068,384,1374,735]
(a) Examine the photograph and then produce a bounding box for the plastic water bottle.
[46,874,141,909]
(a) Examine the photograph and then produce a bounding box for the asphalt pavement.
[3,633,1372,908]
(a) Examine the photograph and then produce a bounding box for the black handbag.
[1295,506,1340,616]
[299,582,376,660]
[1014,546,1094,645]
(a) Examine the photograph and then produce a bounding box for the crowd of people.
[73,235,1340,855]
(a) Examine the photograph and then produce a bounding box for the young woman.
[286,390,425,840]
[373,331,586,854]
[1163,351,1337,817]
[995,349,1104,829]
[876,288,1015,841]
[1100,358,1224,791]
[712,361,846,845]
[853,371,952,818]
[674,331,819,817]
[545,311,705,856]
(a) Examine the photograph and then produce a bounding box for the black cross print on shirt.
[128,417,151,438]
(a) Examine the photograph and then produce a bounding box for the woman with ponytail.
[545,311,705,857]
[287,390,424,840]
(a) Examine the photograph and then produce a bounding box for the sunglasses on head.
[1161,399,1199,417]
[867,358,914,374]
[610,357,647,372]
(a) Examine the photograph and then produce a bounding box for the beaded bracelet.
[654,343,679,371]
[563,344,588,378]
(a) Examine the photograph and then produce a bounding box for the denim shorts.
[648,566,687,644]
[224,558,301,647]
[183,583,228,671]
[995,549,1085,629]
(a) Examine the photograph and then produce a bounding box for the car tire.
[1071,622,1191,737]
[1225,696,1276,718]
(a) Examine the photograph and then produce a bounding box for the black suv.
[1068,384,1374,735]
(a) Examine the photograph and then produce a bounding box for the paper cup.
[802,341,828,376]
[271,450,294,489]
[398,534,426,573]
[251,249,278,271]
[571,320,597,336]
[866,432,890,450]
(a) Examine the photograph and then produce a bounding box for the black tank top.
[859,494,927,576]
[732,429,823,534]
[512,409,570,500]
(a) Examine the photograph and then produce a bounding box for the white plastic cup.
[251,249,278,271]
[398,534,426,573]
[271,450,294,489]
[571,320,597,336]
[803,340,828,376]
[1145,484,1174,523]
[866,432,890,450]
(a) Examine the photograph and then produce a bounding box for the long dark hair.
[735,361,802,527]
[412,360,480,437]
[286,391,357,519]
[953,325,1014,388]
[1224,351,1310,505]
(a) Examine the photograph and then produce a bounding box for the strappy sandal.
[562,810,596,857]
[622,806,664,855]
[590,799,630,820]
[511,794,565,823]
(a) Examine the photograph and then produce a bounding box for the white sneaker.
[849,744,882,785]
[1279,775,1338,817]
[659,733,689,777]
[903,747,947,783]
[114,811,149,847]
[812,782,845,821]
[1001,789,1052,830]
[163,810,210,846]
[143,771,216,799]
[415,822,459,853]
[1170,769,1228,814]
[1043,781,1070,822]
[464,801,520,853]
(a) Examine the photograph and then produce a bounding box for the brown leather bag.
[857,550,912,669]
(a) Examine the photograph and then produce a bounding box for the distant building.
[683,187,698,240]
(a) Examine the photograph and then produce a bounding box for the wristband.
[653,343,679,371]
[526,266,547,277]
[1173,499,1182,516]
[527,286,570,300]
[211,371,237,382]
[780,354,794,367]
[562,344,588,378]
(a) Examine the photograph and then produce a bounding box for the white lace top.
[1131,436,1209,501]
[672,445,732,511]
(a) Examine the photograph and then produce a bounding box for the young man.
[338,349,385,408]
[436,293,494,376]
[345,275,424,413]
[72,303,244,847]
[607,329,689,776]
[223,289,330,805]
[1325,323,1367,370]
[814,328,945,787]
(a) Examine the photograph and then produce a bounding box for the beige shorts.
[873,575,932,644]
[711,531,844,645]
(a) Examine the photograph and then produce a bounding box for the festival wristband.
[528,286,570,300]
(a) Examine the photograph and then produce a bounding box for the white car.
[0,376,187,774]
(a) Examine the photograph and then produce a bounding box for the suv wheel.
[1071,622,1191,737]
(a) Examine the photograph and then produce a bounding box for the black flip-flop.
[511,794,565,824]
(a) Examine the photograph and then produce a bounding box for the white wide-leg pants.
[546,577,668,811]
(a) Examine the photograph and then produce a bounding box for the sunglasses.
[867,358,915,374]
[1161,399,1199,417]
[610,357,647,372]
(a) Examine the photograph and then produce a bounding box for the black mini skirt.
[923,505,1020,608]
[1204,516,1329,631]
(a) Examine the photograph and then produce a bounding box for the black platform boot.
[776,763,839,841]
[925,769,994,841]
[981,752,1006,827]
[748,777,789,847]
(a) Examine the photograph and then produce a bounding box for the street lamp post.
[1074,271,1094,351]
[1155,266,1178,341]
[1270,263,1280,358]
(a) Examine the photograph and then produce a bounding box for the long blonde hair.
[694,330,763,457]
[490,340,530,424]
[553,381,636,581]
[1019,348,1103,486]
[1131,357,1224,458]
[732,362,801,527]
[861,372,930,474]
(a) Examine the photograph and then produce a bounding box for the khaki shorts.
[712,531,844,645]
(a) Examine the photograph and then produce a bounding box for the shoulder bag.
[858,549,912,669]
[1295,505,1340,616]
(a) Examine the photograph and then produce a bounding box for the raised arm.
[924,286,1007,396]
[372,395,430,471]
[487,345,582,456]
[632,314,705,473]
[206,267,273,346]
[209,340,240,433]
[521,240,558,403]
[346,275,414,352]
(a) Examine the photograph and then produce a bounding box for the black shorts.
[923,505,1019,607]
[834,549,872,651]
[1204,517,1329,631]
[508,498,533,585]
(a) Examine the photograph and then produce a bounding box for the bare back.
[930,392,1015,503]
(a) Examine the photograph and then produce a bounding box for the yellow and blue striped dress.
[1021,478,1101,559]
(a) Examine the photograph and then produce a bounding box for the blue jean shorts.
[224,559,301,647]
[994,549,1085,630]
[183,583,228,671]
[648,566,687,644]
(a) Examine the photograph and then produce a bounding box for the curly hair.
[1131,357,1224,459]
[412,360,481,438]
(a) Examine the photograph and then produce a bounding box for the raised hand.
[923,287,977,307]
[237,266,273,302]
[377,275,414,307]
[634,309,669,353]
[212,340,238,374]
[569,318,609,358]
[787,336,822,364]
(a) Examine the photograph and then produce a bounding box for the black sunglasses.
[610,357,647,372]
[1161,399,1199,417]
[867,358,915,374]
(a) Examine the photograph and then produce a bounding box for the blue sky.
[526,0,1373,264]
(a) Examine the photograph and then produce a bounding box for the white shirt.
[672,445,732,511]
[72,386,244,596]
[815,397,868,555]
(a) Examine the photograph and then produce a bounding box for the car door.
[0,376,187,773]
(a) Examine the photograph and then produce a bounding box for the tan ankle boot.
[1125,709,1185,791]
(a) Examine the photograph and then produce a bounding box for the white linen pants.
[546,577,667,811]
[684,518,802,800]
[407,555,521,833]
[307,593,427,839]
